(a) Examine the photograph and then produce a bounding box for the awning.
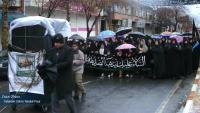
[0,11,25,25]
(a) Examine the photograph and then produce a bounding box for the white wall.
[25,6,97,38]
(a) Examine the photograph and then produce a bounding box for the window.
[122,7,126,14]
[136,8,138,17]
[143,10,147,18]
[114,5,119,13]
[131,7,135,16]
[140,9,142,17]
[127,6,131,15]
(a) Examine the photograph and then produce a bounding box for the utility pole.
[1,0,9,50]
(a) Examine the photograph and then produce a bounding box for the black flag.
[192,19,199,39]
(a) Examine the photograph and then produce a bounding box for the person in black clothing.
[164,38,172,77]
[191,38,200,72]
[93,41,100,54]
[166,38,183,79]
[146,38,154,77]
[151,40,166,79]
[161,37,166,48]
[49,33,76,113]
[78,40,86,54]
[85,41,94,54]
[125,49,136,78]
[182,39,193,75]
[147,38,154,50]
[105,38,115,56]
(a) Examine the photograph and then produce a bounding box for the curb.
[183,68,200,113]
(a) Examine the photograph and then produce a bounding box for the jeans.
[51,88,77,113]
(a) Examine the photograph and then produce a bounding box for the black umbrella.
[115,27,132,36]
[87,36,103,41]
[145,35,151,39]
[182,32,192,36]
[128,32,146,38]
[69,34,85,41]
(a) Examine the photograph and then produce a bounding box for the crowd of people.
[67,35,200,79]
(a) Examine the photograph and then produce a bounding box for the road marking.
[82,81,92,85]
[0,106,7,113]
[155,79,183,113]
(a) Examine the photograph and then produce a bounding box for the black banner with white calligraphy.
[85,54,150,69]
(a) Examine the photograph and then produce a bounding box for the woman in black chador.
[166,39,183,79]
[182,38,193,76]
[151,40,166,79]
[191,38,200,72]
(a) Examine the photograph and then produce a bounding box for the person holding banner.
[48,33,77,113]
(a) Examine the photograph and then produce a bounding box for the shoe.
[73,95,79,100]
[130,74,133,78]
[126,74,129,78]
[82,93,86,101]
[101,73,104,77]
[108,75,111,77]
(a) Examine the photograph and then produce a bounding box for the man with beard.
[49,33,76,113]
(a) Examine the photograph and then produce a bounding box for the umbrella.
[116,44,136,50]
[115,27,132,36]
[128,32,146,38]
[69,34,85,41]
[87,36,102,41]
[151,34,161,39]
[117,34,129,39]
[172,32,181,35]
[97,30,116,39]
[161,31,172,37]
[170,35,183,43]
[182,32,192,36]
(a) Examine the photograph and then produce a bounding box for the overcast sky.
[185,4,200,28]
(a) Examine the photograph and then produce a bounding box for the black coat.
[166,44,182,77]
[192,41,200,71]
[48,45,75,94]
[151,45,166,78]
[182,43,193,75]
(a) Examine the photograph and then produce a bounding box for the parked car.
[0,55,8,79]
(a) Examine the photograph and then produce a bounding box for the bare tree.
[170,5,190,32]
[1,0,9,50]
[139,0,168,34]
[59,0,73,21]
[155,7,174,33]
[35,0,62,18]
[75,0,119,38]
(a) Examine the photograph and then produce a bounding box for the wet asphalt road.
[0,73,195,113]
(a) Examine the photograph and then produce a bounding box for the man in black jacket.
[48,33,76,113]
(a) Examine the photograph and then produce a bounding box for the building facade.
[24,0,98,38]
[101,0,154,35]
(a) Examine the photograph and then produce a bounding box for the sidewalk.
[183,68,200,113]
